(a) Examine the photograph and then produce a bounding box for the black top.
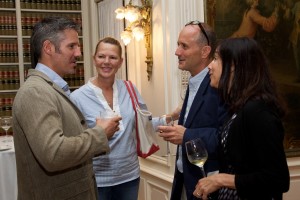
[218,100,290,200]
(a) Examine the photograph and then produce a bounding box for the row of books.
[0,12,17,36]
[0,66,20,90]
[0,93,15,118]
[0,13,82,37]
[20,0,82,10]
[23,40,31,63]
[0,0,81,10]
[21,13,82,36]
[0,40,19,63]
[0,0,14,8]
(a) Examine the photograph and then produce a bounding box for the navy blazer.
[171,73,227,200]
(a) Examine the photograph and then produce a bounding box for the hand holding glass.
[186,138,212,199]
[161,116,174,157]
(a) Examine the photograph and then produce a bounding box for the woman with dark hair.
[193,37,290,200]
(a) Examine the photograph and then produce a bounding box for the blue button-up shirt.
[35,63,70,96]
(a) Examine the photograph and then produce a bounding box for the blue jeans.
[97,177,140,200]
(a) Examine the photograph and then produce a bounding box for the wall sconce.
[115,0,153,81]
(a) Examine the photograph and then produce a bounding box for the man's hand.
[157,125,186,145]
[96,116,122,139]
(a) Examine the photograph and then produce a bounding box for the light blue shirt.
[35,63,70,96]
[177,68,209,173]
[70,78,165,187]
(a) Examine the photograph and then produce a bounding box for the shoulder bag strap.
[124,80,141,148]
[124,80,137,110]
[128,81,139,106]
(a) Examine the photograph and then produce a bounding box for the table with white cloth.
[0,136,17,200]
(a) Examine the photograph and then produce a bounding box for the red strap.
[128,81,139,106]
[124,81,141,152]
[124,80,137,111]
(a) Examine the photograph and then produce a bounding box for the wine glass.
[185,138,208,178]
[161,117,175,157]
[186,138,213,199]
[0,116,13,143]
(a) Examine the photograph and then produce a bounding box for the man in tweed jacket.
[12,16,121,200]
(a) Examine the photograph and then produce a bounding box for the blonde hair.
[94,37,122,57]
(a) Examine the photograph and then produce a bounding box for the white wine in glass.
[186,138,213,199]
[0,116,13,143]
[185,138,208,178]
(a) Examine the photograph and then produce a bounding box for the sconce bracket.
[116,0,153,81]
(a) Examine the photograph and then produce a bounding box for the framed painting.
[205,0,300,157]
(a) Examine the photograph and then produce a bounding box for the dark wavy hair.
[216,37,286,117]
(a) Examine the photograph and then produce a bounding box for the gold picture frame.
[205,0,300,157]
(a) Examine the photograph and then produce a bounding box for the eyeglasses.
[185,20,209,46]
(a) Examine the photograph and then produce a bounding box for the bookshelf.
[0,0,86,121]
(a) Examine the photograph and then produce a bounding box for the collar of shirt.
[188,67,209,94]
[35,63,69,90]
[87,77,118,110]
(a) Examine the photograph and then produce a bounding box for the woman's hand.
[193,173,236,199]
[193,175,220,199]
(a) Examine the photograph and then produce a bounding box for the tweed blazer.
[12,69,110,200]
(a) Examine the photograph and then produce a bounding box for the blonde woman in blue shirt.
[70,37,179,200]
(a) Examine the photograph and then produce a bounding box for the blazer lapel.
[178,86,189,126]
[184,73,210,128]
